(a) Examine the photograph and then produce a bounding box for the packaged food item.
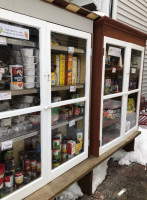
[72,57,77,85]
[61,107,68,120]
[52,160,59,169]
[5,171,13,188]
[74,105,80,116]
[52,108,59,124]
[55,55,60,85]
[55,132,62,143]
[62,153,67,161]
[52,95,61,103]
[0,164,5,187]
[24,159,31,172]
[59,54,65,85]
[52,149,61,160]
[68,106,73,118]
[67,140,76,155]
[31,170,37,180]
[15,168,23,185]
[36,158,41,174]
[79,105,84,115]
[62,142,67,153]
[51,72,56,86]
[10,65,23,90]
[52,137,60,150]
[30,158,37,171]
[66,54,73,85]
[75,140,80,155]
[77,130,83,151]
[77,58,81,84]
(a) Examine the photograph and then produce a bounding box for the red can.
[0,164,5,185]
[74,105,80,116]
[15,168,23,185]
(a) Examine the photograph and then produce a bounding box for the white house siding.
[116,0,147,99]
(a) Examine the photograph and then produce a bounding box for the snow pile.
[56,182,83,200]
[111,127,147,166]
[92,159,109,193]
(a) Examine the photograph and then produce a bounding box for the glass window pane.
[0,20,40,112]
[129,50,141,91]
[126,93,138,132]
[51,102,85,169]
[104,44,124,95]
[102,97,122,145]
[0,111,41,196]
[51,32,86,102]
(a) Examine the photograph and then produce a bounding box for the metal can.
[74,105,80,116]
[55,132,62,143]
[31,170,37,180]
[61,108,68,120]
[52,137,60,150]
[30,159,37,171]
[68,107,73,118]
[61,153,67,162]
[62,142,67,153]
[52,160,60,169]
[4,150,13,161]
[15,168,23,185]
[75,141,80,155]
[52,149,61,160]
[5,171,13,188]
[24,159,31,172]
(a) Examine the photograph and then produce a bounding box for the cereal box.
[59,54,65,85]
[72,57,77,85]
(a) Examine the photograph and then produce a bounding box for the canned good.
[52,160,60,169]
[74,105,80,116]
[5,172,13,188]
[31,170,37,180]
[61,108,68,120]
[36,159,41,174]
[55,132,62,143]
[23,172,30,184]
[30,159,37,171]
[52,137,60,150]
[62,142,67,153]
[62,153,67,161]
[4,150,13,161]
[68,107,73,118]
[24,159,31,172]
[79,105,84,115]
[15,168,23,185]
[52,149,61,160]
[0,164,5,185]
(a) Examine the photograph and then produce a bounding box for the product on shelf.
[66,54,73,85]
[59,54,66,86]
[72,57,77,85]
[10,65,23,90]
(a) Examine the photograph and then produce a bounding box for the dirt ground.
[81,159,147,200]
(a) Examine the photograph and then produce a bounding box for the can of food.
[68,107,73,118]
[61,108,68,120]
[74,105,80,116]
[10,65,23,90]
[31,170,37,180]
[61,153,67,161]
[52,160,60,169]
[52,149,61,160]
[55,132,62,143]
[79,105,84,115]
[4,150,13,161]
[62,142,67,153]
[30,159,37,171]
[24,159,31,172]
[52,137,60,150]
[52,108,59,124]
[15,168,23,185]
[0,164,5,185]
[5,171,13,188]
[23,172,30,184]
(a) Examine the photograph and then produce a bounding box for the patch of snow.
[111,127,147,166]
[56,182,83,200]
[92,159,109,194]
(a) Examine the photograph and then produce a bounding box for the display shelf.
[0,88,39,96]
[0,128,39,148]
[103,117,120,128]
[6,38,37,47]
[105,67,123,71]
[52,115,84,130]
[51,44,85,54]
[51,84,84,91]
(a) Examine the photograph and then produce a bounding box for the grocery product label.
[0,37,7,45]
[1,140,12,151]
[5,175,13,188]
[70,86,76,92]
[0,23,29,40]
[69,120,75,127]
[0,92,11,100]
[15,174,23,184]
[68,47,74,54]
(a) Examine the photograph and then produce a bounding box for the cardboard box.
[59,54,65,85]
[66,54,73,85]
[77,58,81,84]
[72,57,77,85]
[55,55,60,85]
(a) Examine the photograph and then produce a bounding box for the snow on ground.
[56,182,83,200]
[57,127,147,199]
[111,127,147,166]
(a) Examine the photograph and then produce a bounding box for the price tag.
[69,120,75,127]
[70,86,76,92]
[0,37,7,45]
[1,141,12,151]
[0,92,11,101]
[112,68,116,73]
[68,47,74,54]
[131,68,136,74]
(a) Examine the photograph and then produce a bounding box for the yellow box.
[59,54,65,85]
[72,57,77,85]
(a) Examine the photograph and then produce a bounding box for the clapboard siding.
[117,0,147,99]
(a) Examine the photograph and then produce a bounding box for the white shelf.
[51,44,85,54]
[51,84,84,91]
[0,88,39,96]
[7,38,37,47]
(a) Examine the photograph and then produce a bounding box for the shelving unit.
[52,115,84,130]
[7,38,37,47]
[51,44,85,54]
[103,118,120,128]
[0,88,39,96]
[51,84,84,91]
